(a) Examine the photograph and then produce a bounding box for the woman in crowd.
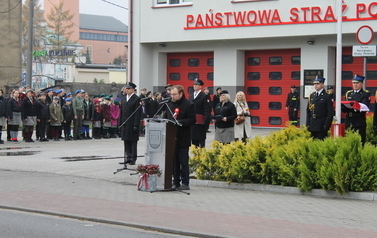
[7,90,22,142]
[0,89,6,144]
[101,96,112,138]
[109,99,120,138]
[36,92,50,142]
[234,91,252,143]
[82,93,93,139]
[22,89,37,142]
[213,90,237,144]
[92,98,103,139]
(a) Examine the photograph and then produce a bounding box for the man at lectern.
[120,82,142,165]
[165,85,196,190]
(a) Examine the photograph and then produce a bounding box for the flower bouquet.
[136,164,162,192]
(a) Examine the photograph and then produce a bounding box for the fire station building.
[129,0,377,127]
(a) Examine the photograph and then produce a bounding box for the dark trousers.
[51,126,61,139]
[73,110,84,138]
[124,140,138,162]
[192,139,205,148]
[63,121,72,137]
[310,131,327,140]
[38,119,48,139]
[173,147,190,186]
[347,125,366,145]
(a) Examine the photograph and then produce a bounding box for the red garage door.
[245,49,301,127]
[167,52,214,96]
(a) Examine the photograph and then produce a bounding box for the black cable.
[0,0,22,14]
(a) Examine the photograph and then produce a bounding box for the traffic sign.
[352,45,377,57]
[356,25,374,45]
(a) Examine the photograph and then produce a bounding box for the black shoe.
[65,137,69,141]
[129,161,136,165]
[40,139,49,142]
[0,140,4,144]
[172,184,180,190]
[179,184,190,190]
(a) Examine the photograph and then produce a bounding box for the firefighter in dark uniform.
[189,79,211,147]
[327,86,335,102]
[342,75,370,145]
[120,82,142,165]
[285,85,300,126]
[306,77,334,140]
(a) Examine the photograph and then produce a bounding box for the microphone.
[159,97,171,104]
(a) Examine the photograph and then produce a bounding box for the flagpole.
[334,0,343,136]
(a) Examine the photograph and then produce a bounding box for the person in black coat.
[36,93,50,142]
[212,87,222,112]
[286,85,300,126]
[189,79,211,148]
[306,77,334,140]
[120,82,142,165]
[0,89,6,143]
[22,90,37,142]
[343,75,371,145]
[62,98,74,140]
[7,90,22,142]
[165,85,196,190]
[213,90,237,144]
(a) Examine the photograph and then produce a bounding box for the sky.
[39,0,129,26]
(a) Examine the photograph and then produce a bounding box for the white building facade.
[130,0,377,127]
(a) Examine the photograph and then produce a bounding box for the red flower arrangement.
[136,164,162,177]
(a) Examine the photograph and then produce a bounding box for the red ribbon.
[137,174,150,190]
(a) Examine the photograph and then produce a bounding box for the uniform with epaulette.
[286,85,300,125]
[342,74,370,145]
[306,77,334,139]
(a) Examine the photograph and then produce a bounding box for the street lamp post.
[26,0,34,87]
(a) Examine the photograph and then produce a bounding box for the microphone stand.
[114,101,143,174]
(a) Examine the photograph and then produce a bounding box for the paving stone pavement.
[1,127,377,237]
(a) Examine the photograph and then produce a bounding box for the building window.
[269,72,282,80]
[342,71,353,80]
[269,117,282,125]
[188,58,199,67]
[155,0,192,6]
[188,86,194,95]
[291,56,301,65]
[169,59,181,67]
[188,73,199,80]
[269,57,282,65]
[269,102,282,110]
[291,71,300,80]
[80,32,128,42]
[169,73,180,80]
[207,58,214,66]
[342,55,353,64]
[247,57,260,66]
[247,87,260,95]
[367,57,377,64]
[247,72,260,80]
[251,116,260,125]
[207,72,214,81]
[248,102,260,110]
[367,71,377,80]
[269,87,282,95]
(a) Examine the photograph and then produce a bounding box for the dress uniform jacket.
[189,91,211,141]
[120,94,142,141]
[166,98,196,148]
[286,91,300,109]
[306,90,333,132]
[342,89,370,128]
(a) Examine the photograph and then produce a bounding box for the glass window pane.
[342,71,353,80]
[269,87,282,95]
[207,58,214,66]
[269,72,282,80]
[157,0,167,3]
[247,72,260,80]
[248,102,260,110]
[342,55,353,64]
[251,116,260,125]
[367,57,377,64]
[269,102,282,110]
[291,56,301,65]
[188,73,199,80]
[269,117,282,125]
[169,59,180,67]
[247,57,260,66]
[170,0,179,3]
[187,86,194,95]
[247,87,260,95]
[367,71,377,80]
[269,57,282,65]
[169,73,180,81]
[188,58,199,67]
[291,71,300,80]
[207,72,214,81]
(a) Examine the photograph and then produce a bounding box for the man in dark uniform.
[342,75,370,145]
[120,82,142,165]
[306,77,334,140]
[327,85,335,102]
[285,85,300,126]
[189,79,211,147]
[165,85,196,190]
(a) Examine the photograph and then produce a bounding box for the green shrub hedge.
[190,124,377,194]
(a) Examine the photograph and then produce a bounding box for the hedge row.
[190,123,377,194]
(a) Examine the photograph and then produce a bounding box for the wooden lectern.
[144,118,178,189]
